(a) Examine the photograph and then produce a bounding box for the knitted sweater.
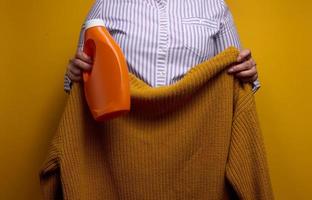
[39,47,274,200]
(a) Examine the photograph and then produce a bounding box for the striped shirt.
[64,0,260,93]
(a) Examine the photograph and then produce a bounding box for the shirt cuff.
[251,78,261,93]
[64,74,73,94]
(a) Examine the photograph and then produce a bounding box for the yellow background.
[0,0,311,199]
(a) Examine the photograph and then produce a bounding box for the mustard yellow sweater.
[39,47,274,200]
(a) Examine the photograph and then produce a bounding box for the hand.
[227,48,258,83]
[66,50,93,82]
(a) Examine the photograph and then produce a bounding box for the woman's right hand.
[66,50,93,82]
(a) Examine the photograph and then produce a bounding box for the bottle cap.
[85,19,105,30]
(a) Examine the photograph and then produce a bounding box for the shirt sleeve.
[251,78,261,93]
[214,0,261,93]
[77,0,104,51]
[64,0,104,94]
[64,74,73,94]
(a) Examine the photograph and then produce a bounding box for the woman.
[64,0,260,93]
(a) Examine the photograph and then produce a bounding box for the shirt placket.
[155,0,168,87]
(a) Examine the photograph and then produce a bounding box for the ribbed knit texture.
[39,46,274,200]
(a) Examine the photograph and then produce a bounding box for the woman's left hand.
[227,48,258,83]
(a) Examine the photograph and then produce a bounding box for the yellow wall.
[0,0,311,199]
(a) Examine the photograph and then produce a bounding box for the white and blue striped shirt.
[64,0,260,92]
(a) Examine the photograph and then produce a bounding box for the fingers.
[228,58,255,73]
[237,48,251,62]
[68,60,82,76]
[66,53,93,82]
[238,73,258,83]
[75,51,93,64]
[234,65,257,79]
[227,55,258,83]
[70,57,93,71]
[251,74,258,82]
[66,67,82,82]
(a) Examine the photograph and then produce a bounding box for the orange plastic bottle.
[82,19,130,122]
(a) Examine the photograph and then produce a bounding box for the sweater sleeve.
[225,81,274,200]
[39,134,63,199]
[39,164,63,200]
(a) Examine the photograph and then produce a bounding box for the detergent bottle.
[82,19,130,121]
